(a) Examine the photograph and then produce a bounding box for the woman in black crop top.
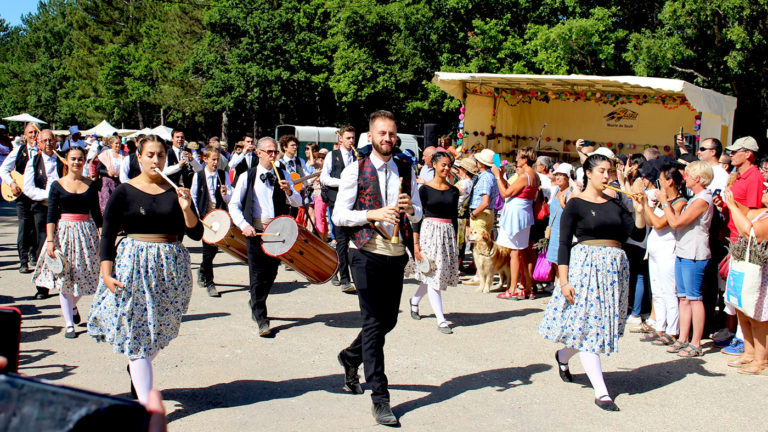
[409,151,459,334]
[539,154,645,412]
[87,135,202,404]
[31,145,101,339]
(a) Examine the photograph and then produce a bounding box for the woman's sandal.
[666,341,688,353]
[727,356,755,368]
[737,363,767,375]
[652,334,676,346]
[677,344,703,357]
[639,332,660,342]
[497,289,518,299]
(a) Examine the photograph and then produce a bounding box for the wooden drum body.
[261,216,339,284]
[202,210,248,264]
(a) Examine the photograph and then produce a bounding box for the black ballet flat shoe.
[64,326,77,339]
[126,365,137,399]
[595,395,620,411]
[372,402,398,426]
[555,351,573,383]
[410,300,420,321]
[337,352,363,395]
[34,287,49,300]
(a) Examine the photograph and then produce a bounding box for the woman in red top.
[493,146,540,300]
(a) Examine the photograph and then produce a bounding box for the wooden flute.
[603,184,643,199]
[390,177,404,244]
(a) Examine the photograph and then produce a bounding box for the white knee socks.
[59,293,74,327]
[427,288,446,324]
[412,284,428,310]
[412,284,446,323]
[556,347,579,370]
[579,351,609,399]
[129,358,154,404]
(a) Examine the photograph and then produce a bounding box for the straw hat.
[454,158,478,175]
[474,148,496,167]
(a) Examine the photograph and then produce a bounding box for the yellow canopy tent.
[432,73,737,159]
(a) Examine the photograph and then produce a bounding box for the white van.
[275,125,339,151]
[357,132,422,159]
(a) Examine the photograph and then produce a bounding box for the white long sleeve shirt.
[190,167,233,209]
[0,144,37,186]
[163,145,202,175]
[23,153,59,201]
[229,164,302,230]
[319,147,355,189]
[332,153,422,240]
[119,153,138,183]
[228,151,256,171]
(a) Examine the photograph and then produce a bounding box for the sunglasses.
[262,150,279,155]
[699,147,715,152]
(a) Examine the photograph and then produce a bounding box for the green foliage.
[0,0,766,142]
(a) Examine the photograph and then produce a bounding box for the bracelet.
[560,282,571,289]
[46,240,54,243]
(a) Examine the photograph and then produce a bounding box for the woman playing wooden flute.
[87,135,203,403]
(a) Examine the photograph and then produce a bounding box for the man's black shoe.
[19,264,31,274]
[34,287,49,300]
[341,283,356,294]
[197,270,205,287]
[331,275,341,286]
[258,320,271,337]
[371,402,397,426]
[206,283,220,297]
[337,352,363,394]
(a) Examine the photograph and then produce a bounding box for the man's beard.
[372,139,393,156]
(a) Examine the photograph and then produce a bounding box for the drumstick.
[154,168,188,199]
[254,232,280,236]
[603,184,642,199]
[271,161,282,182]
[390,177,404,244]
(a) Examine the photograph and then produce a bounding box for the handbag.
[534,190,549,221]
[718,255,730,281]
[725,229,763,319]
[532,251,555,282]
[544,189,568,239]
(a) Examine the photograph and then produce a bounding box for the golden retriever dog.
[470,227,511,293]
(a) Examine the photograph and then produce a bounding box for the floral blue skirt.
[87,238,192,360]
[538,244,629,355]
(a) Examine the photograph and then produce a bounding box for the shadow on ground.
[163,363,551,423]
[182,312,230,323]
[269,311,361,334]
[391,363,551,416]
[604,358,724,400]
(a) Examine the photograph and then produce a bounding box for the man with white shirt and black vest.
[229,137,301,337]
[0,123,39,274]
[320,125,356,293]
[333,111,422,426]
[191,147,232,298]
[119,139,142,183]
[278,134,309,218]
[229,133,257,185]
[164,128,201,188]
[23,129,65,299]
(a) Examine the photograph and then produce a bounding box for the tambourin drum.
[261,216,339,284]
[46,249,67,278]
[202,210,248,264]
